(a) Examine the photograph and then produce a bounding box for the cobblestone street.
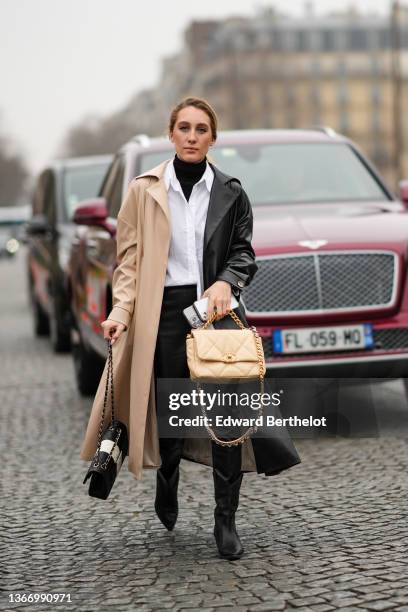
[2,250,408,612]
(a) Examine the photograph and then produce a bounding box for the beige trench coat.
[79,159,259,480]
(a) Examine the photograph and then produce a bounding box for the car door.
[81,156,125,357]
[29,169,57,314]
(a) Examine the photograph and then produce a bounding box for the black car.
[26,155,112,351]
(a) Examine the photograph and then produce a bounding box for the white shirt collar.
[164,158,214,194]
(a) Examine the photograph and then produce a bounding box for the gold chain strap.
[197,308,265,447]
[203,308,246,330]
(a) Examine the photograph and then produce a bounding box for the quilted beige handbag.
[186,309,266,446]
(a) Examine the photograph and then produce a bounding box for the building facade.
[131,7,408,188]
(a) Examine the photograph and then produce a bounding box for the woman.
[80,97,300,560]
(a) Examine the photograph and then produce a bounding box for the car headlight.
[6,238,19,254]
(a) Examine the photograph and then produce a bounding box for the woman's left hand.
[202,281,232,320]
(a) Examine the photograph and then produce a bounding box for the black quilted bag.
[83,339,128,499]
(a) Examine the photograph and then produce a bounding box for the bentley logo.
[298,240,328,250]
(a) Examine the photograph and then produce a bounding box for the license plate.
[273,324,374,354]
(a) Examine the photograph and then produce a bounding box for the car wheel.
[33,296,50,336]
[403,378,408,400]
[49,296,71,353]
[71,328,104,396]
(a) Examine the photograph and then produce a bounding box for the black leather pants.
[154,285,196,472]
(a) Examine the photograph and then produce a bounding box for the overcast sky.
[0,0,394,173]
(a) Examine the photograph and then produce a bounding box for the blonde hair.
[168,97,218,141]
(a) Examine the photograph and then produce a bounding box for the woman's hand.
[101,320,126,345]
[202,280,232,320]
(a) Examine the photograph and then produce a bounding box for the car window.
[43,171,57,224]
[138,151,173,175]
[136,142,388,205]
[104,160,125,218]
[32,175,44,216]
[32,169,55,220]
[63,162,110,220]
[100,158,120,200]
[209,143,388,204]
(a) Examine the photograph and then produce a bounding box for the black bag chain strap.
[92,338,121,470]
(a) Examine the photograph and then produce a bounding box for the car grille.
[262,328,408,360]
[243,251,397,314]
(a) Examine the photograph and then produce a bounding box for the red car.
[68,129,408,395]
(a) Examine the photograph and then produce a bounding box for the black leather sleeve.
[216,185,258,295]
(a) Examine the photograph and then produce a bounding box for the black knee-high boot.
[212,442,244,560]
[155,438,183,531]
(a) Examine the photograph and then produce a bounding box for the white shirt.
[163,158,214,300]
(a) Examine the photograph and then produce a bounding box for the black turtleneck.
[173,154,207,202]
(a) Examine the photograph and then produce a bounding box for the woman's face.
[170,106,214,163]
